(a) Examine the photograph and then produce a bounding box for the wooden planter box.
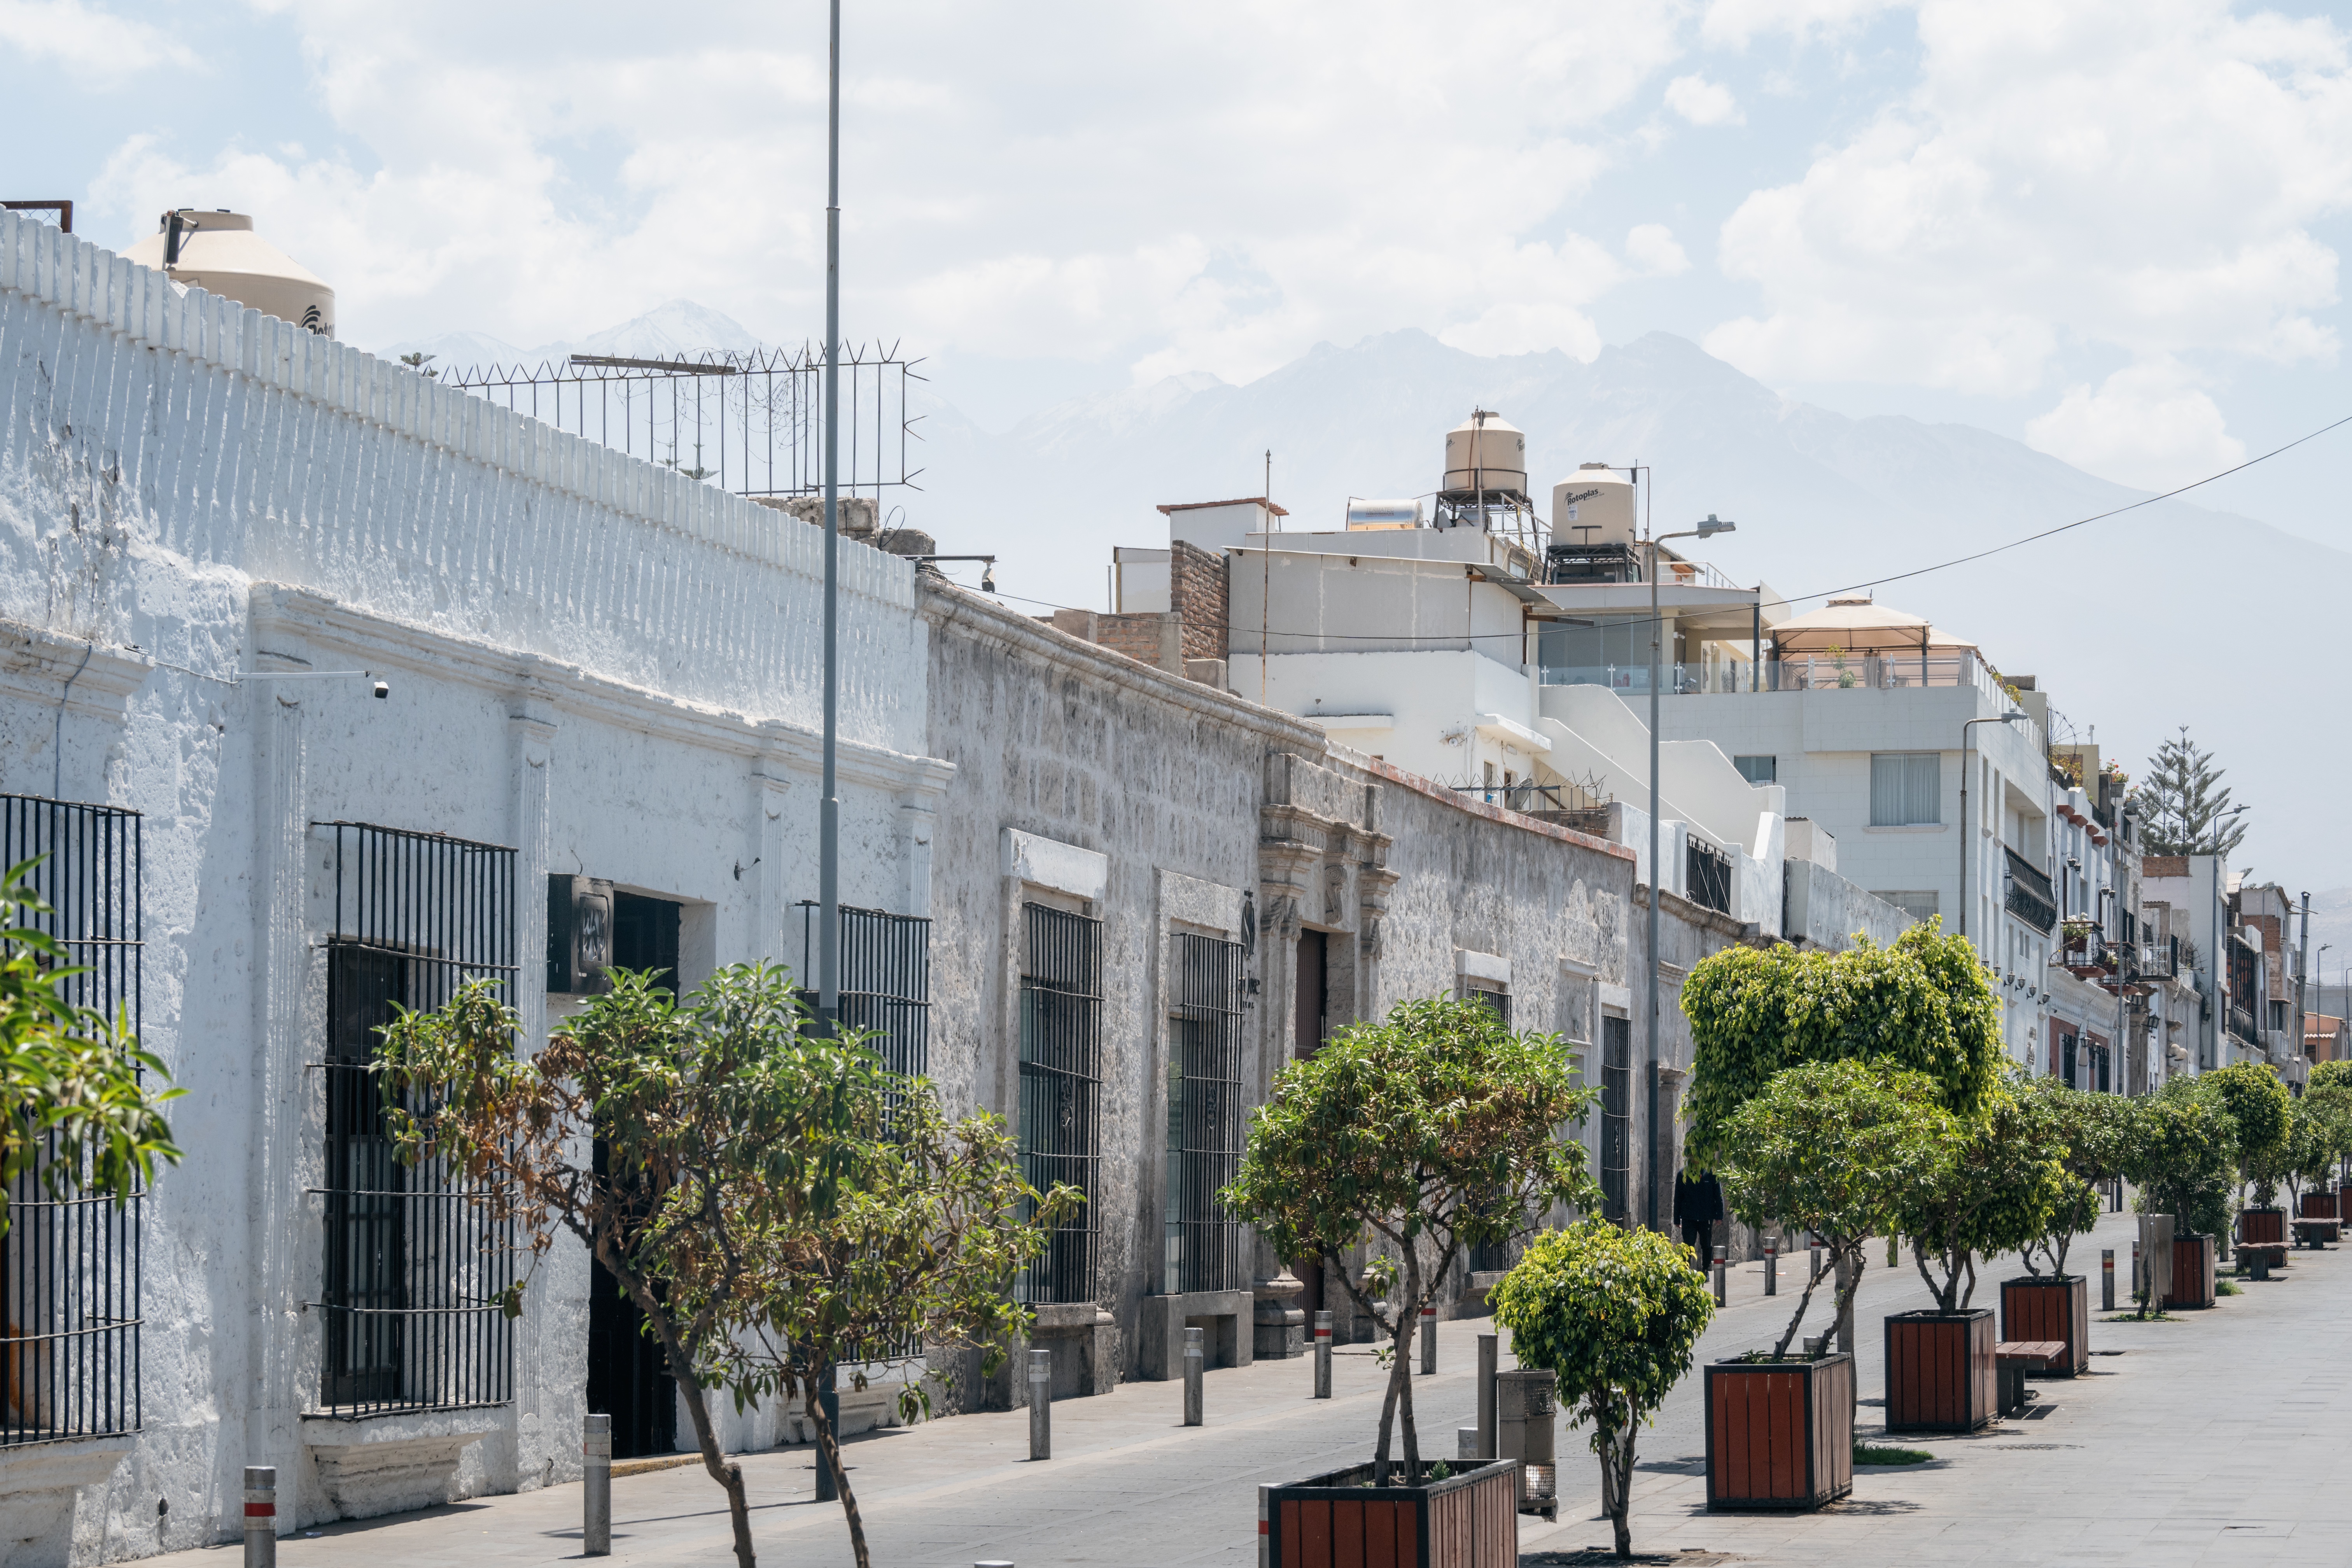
[2300,1191,2340,1220]
[1704,1353,1853,1512]
[2240,1208,2287,1248]
[1266,1458,1519,1568]
[1999,1275,2088,1376]
[1884,1309,1995,1433]
[2165,1234,2217,1309]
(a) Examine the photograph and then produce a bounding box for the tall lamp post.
[817,0,843,1033]
[1643,509,1734,1235]
[1955,710,2029,947]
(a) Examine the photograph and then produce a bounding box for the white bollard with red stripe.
[1312,1310,1332,1399]
[242,1467,275,1568]
[1258,1482,1271,1568]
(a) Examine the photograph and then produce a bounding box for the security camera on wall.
[547,875,615,995]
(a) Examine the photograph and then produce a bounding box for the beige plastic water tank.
[124,210,335,338]
[1551,462,1638,548]
[1443,411,1527,495]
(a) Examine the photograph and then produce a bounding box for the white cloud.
[0,0,195,80]
[1704,0,2352,394]
[1703,0,1911,47]
[1665,74,1743,126]
[1626,224,1691,275]
[81,0,1691,385]
[2024,358,2247,492]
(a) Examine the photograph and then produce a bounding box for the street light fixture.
[1955,711,2030,944]
[1642,508,1735,1236]
[2207,805,2249,1071]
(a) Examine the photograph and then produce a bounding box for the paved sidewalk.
[144,1210,2347,1566]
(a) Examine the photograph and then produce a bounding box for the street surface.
[146,1210,2348,1566]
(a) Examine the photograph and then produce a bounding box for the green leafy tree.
[1224,996,1598,1486]
[1718,1059,1955,1358]
[2016,1076,2138,1276]
[2282,1085,2352,1211]
[1683,920,2002,1171]
[705,1060,1078,1568]
[378,966,847,1568]
[0,861,183,1236]
[1892,1086,2068,1312]
[2201,1060,2291,1208]
[2123,1085,2236,1315]
[2309,1060,2352,1094]
[1491,1220,1713,1560]
[2128,727,2248,856]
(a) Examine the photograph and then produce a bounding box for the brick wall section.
[1096,612,1176,670]
[1168,541,1230,664]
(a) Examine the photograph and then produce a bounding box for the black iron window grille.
[1685,835,1734,915]
[1,795,142,1448]
[1463,983,1512,1025]
[1166,933,1244,1295]
[1599,1015,1631,1224]
[313,823,517,1417]
[1017,903,1102,1306]
[797,902,931,1081]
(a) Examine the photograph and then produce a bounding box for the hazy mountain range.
[387,305,2352,892]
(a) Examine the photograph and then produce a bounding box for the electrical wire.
[938,408,2352,644]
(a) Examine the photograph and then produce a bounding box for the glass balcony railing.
[1542,651,2023,710]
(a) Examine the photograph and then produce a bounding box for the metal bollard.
[583,1414,612,1556]
[1810,1242,1823,1283]
[1711,1244,1728,1307]
[242,1467,275,1568]
[2132,1240,2142,1303]
[2102,1248,2116,1312]
[1256,1484,1271,1568]
[1028,1349,1051,1460]
[1764,1237,1778,1297]
[1457,1427,1479,1460]
[1475,1332,1498,1459]
[1183,1326,1204,1426]
[1312,1310,1333,1399]
[1419,1307,1437,1375]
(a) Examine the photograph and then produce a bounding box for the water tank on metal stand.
[1443,411,1528,496]
[1551,462,1638,549]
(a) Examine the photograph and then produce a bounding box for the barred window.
[1017,902,1102,1305]
[2,795,142,1447]
[314,823,517,1416]
[799,902,931,1081]
[1462,981,1511,1024]
[1599,1015,1632,1224]
[1165,933,1243,1295]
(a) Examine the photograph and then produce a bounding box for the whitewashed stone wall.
[0,210,949,1563]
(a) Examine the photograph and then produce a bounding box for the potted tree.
[1492,1219,1712,1557]
[1709,1059,1951,1510]
[2121,1084,2233,1312]
[2292,1082,2352,1225]
[1886,1087,2064,1433]
[2003,1078,2132,1374]
[2205,1062,2292,1256]
[1227,997,1594,1567]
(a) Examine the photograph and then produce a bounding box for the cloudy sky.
[12,0,2352,535]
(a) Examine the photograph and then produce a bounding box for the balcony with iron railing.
[2004,850,2058,935]
[1544,649,2017,706]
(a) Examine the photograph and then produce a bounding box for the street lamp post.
[1643,508,1734,1235]
[2207,805,2249,1071]
[1956,711,2029,948]
[818,0,843,1032]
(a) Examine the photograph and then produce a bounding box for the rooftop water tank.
[1551,463,1637,548]
[1442,411,1527,495]
[124,210,335,338]
[1346,498,1424,530]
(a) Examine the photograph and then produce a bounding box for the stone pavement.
[143,1209,2348,1567]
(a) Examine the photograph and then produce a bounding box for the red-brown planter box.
[2300,1191,2340,1220]
[1884,1308,1995,1433]
[1704,1353,1853,1512]
[2240,1208,2287,1247]
[1267,1458,1519,1568]
[2165,1234,2217,1309]
[2000,1274,2088,1376]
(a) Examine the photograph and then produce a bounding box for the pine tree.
[2130,726,2247,855]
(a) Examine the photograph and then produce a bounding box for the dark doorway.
[587,891,684,1458]
[612,892,680,989]
[1293,929,1326,1059]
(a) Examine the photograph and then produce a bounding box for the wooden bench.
[1993,1340,2066,1418]
[2292,1218,2339,1249]
[2238,1242,2290,1279]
